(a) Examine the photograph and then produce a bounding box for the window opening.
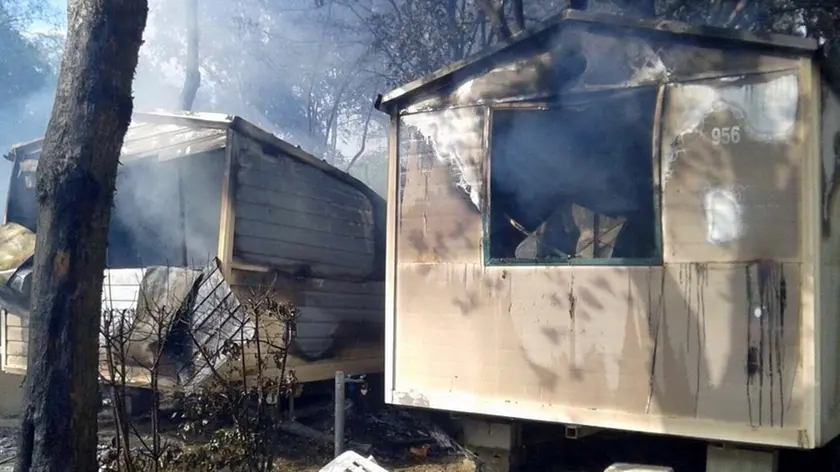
[486,88,660,265]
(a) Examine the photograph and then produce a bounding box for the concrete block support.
[705,445,778,472]
[459,417,522,472]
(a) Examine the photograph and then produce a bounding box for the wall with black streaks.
[744,261,790,428]
[386,17,813,449]
[392,111,808,443]
[818,82,840,444]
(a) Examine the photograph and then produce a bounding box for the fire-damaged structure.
[0,111,385,391]
[375,9,840,471]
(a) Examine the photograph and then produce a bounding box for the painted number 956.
[710,126,741,145]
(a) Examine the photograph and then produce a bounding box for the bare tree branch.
[179,0,201,111]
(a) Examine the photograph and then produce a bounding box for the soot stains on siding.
[744,260,788,427]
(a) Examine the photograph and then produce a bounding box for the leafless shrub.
[99,305,138,472]
[97,265,299,472]
[177,281,300,472]
[99,267,187,472]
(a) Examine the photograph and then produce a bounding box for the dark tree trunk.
[179,0,201,111]
[14,0,147,470]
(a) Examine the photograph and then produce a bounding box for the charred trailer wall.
[0,117,230,376]
[818,79,840,446]
[229,130,381,280]
[223,268,385,384]
[224,128,386,383]
[379,11,829,450]
[0,112,387,388]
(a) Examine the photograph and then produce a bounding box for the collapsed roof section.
[0,110,388,390]
[0,221,256,391]
[6,111,235,164]
[4,110,381,217]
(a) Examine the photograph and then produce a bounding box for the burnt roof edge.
[229,116,380,199]
[3,112,385,205]
[376,9,819,114]
[3,110,235,161]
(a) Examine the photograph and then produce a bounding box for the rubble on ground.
[0,402,478,472]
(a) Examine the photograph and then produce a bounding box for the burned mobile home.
[376,8,840,471]
[0,111,385,391]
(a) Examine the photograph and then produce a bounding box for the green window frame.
[481,87,664,267]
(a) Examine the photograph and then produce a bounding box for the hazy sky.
[24,0,64,36]
[10,0,384,188]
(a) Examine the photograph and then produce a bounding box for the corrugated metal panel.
[7,112,231,163]
[99,268,145,348]
[102,268,145,310]
[319,451,388,472]
[120,121,227,162]
[1,268,145,374]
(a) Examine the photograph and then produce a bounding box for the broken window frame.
[481,87,665,267]
[4,151,199,269]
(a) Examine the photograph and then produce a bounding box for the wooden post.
[334,370,346,458]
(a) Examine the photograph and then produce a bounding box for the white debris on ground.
[319,450,389,472]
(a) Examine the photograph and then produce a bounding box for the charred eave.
[375,9,819,115]
[5,112,385,221]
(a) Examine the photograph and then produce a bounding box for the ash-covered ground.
[0,428,15,471]
[0,393,833,472]
[0,407,476,472]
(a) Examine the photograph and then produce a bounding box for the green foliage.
[0,0,61,154]
[658,0,840,35]
[0,16,45,103]
[0,0,60,219]
[0,0,59,103]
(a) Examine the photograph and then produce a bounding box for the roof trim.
[375,9,818,113]
[2,109,381,207]
[4,110,238,160]
[4,110,236,161]
[228,116,384,206]
[132,110,235,128]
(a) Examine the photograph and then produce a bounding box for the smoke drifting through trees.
[2,0,840,208]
